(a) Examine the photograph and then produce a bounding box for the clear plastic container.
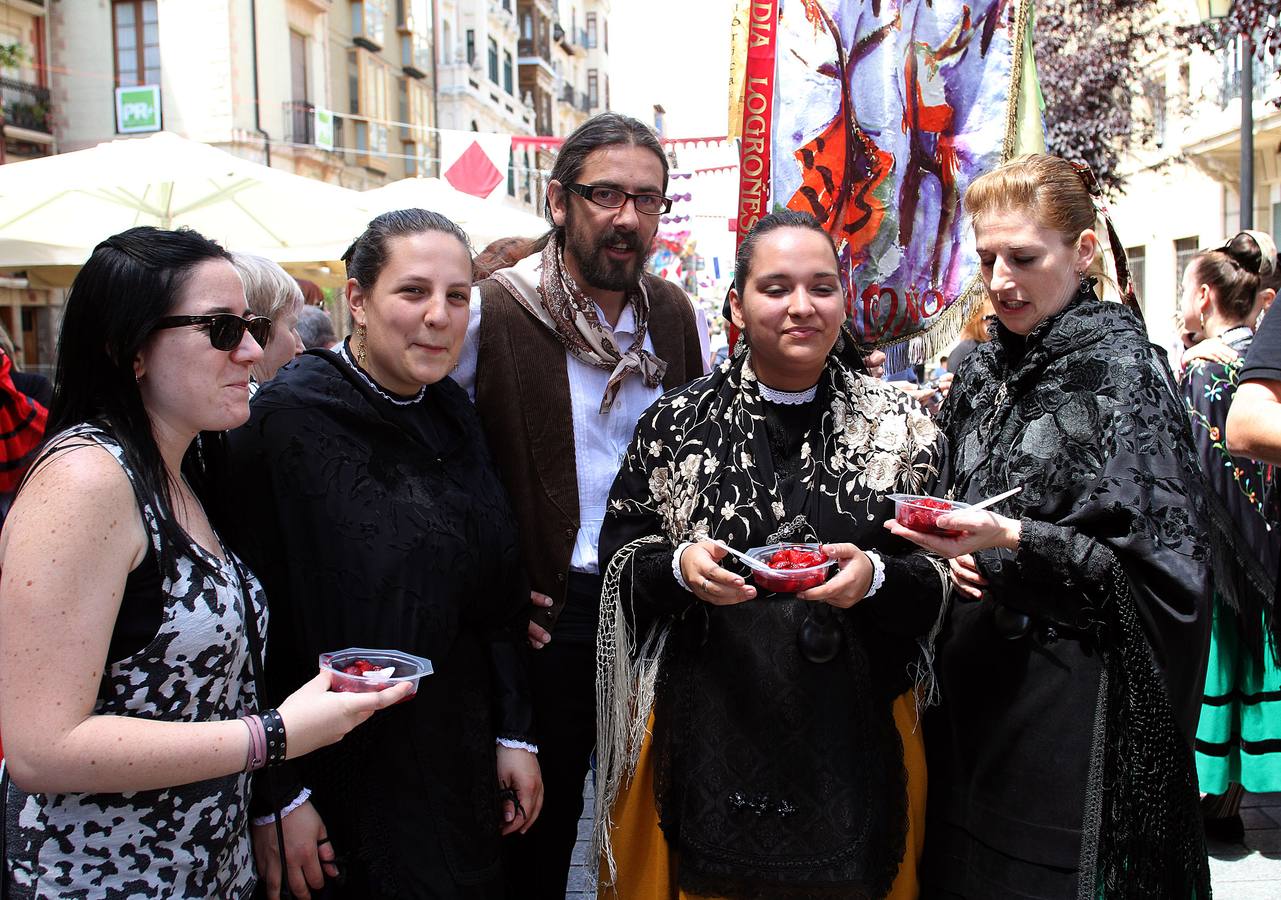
[320,647,433,699]
[745,542,836,593]
[887,494,972,536]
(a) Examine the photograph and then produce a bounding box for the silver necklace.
[758,381,818,405]
[338,342,426,406]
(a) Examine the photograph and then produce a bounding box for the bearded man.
[452,112,707,897]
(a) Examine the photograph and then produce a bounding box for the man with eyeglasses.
[452,112,706,897]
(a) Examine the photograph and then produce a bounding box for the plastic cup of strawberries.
[887,494,973,536]
[745,542,837,594]
[319,647,433,702]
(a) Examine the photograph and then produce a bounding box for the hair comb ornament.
[1068,159,1141,318]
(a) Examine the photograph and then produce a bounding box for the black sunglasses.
[564,182,672,215]
[153,314,273,351]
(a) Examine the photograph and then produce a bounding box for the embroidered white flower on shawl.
[874,416,909,453]
[647,439,665,458]
[830,399,848,431]
[800,441,811,460]
[671,396,689,409]
[721,501,738,521]
[843,415,872,449]
[857,384,890,418]
[649,467,670,502]
[907,409,938,448]
[702,454,719,475]
[771,501,786,519]
[679,453,702,480]
[740,450,754,469]
[864,451,900,491]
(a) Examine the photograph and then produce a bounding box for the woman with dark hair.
[1177,232,1281,837]
[888,154,1211,898]
[0,227,408,899]
[223,208,540,899]
[594,210,950,898]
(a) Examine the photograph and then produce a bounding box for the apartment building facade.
[47,0,438,188]
[1,0,56,371]
[1107,1,1280,354]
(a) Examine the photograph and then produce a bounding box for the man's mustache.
[598,230,644,253]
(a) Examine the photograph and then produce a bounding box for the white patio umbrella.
[0,132,369,268]
[357,177,548,250]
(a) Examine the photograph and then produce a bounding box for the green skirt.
[1195,599,1281,795]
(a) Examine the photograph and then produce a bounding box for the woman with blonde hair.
[229,253,305,388]
[888,154,1211,899]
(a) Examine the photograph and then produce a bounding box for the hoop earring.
[356,322,368,367]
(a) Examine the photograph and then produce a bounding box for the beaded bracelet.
[260,708,287,766]
[240,714,267,773]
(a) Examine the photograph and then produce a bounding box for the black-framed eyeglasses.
[565,183,672,216]
[153,314,273,351]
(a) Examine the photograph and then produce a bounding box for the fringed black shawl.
[934,287,1212,899]
[596,342,950,898]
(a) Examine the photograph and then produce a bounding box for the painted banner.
[753,0,1037,356]
[736,0,781,243]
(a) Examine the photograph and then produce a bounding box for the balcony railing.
[517,37,552,62]
[0,77,51,134]
[560,83,574,103]
[283,100,315,145]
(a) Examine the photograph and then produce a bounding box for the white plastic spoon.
[711,538,773,572]
[966,486,1023,512]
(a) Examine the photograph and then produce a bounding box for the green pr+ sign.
[115,85,162,134]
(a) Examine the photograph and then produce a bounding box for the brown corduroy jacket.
[473,273,706,634]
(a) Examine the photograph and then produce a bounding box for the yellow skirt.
[599,690,926,900]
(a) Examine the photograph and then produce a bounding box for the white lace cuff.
[672,542,695,592]
[497,738,539,754]
[251,787,311,826]
[863,551,886,600]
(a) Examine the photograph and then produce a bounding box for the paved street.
[1207,791,1281,898]
[568,782,1281,898]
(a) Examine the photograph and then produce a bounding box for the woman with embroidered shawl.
[1178,232,1281,838]
[886,154,1212,899]
[595,211,951,899]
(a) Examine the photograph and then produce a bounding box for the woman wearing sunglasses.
[0,227,411,899]
[221,209,539,899]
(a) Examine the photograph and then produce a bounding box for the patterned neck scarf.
[493,235,667,413]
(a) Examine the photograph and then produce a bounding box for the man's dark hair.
[544,112,670,233]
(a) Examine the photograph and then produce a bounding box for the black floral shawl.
[937,287,1212,898]
[1181,328,1280,665]
[595,342,949,898]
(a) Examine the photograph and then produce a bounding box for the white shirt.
[453,287,668,574]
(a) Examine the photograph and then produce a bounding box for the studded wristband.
[260,708,287,766]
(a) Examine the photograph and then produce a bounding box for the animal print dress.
[3,426,264,898]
